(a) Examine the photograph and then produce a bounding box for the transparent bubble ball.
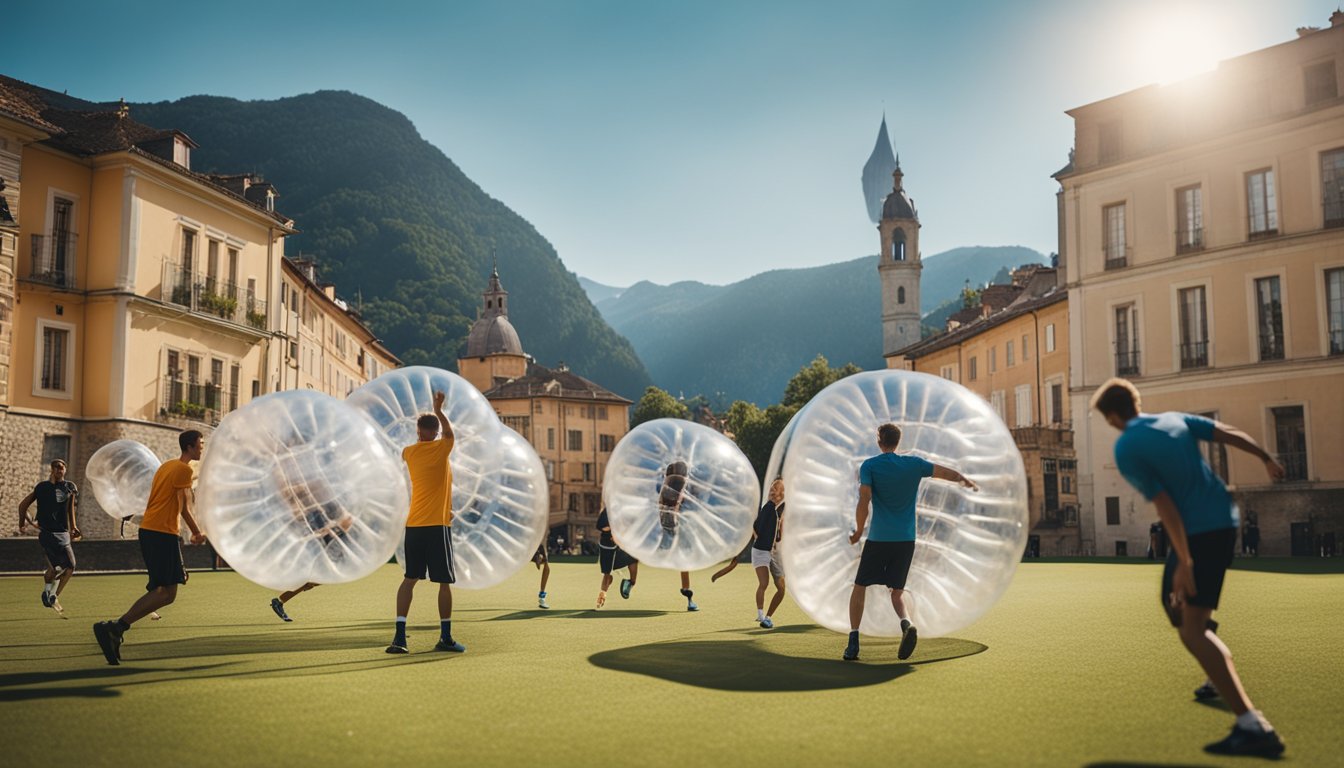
[348,366,549,589]
[86,439,160,524]
[196,390,410,592]
[603,418,759,571]
[770,370,1027,638]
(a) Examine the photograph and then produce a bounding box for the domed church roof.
[464,264,525,357]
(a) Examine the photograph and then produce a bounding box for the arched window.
[892,229,906,261]
[898,286,906,304]
[487,299,493,309]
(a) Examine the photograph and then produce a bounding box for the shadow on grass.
[589,627,987,691]
[1083,763,1219,767]
[0,651,452,701]
[1025,557,1344,575]
[488,609,668,621]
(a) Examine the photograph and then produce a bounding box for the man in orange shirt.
[386,392,463,654]
[93,430,206,665]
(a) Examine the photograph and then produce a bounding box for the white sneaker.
[538,594,549,609]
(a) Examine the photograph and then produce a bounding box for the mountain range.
[584,246,1046,405]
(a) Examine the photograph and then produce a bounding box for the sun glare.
[1130,5,1228,85]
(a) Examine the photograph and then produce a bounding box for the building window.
[1105,497,1120,526]
[989,347,997,373]
[582,462,594,482]
[1246,169,1278,239]
[892,229,906,261]
[534,401,543,414]
[1327,268,1344,355]
[1050,382,1063,425]
[568,493,579,511]
[1115,541,1128,557]
[1322,148,1344,228]
[1175,185,1204,253]
[599,434,616,452]
[1304,60,1338,106]
[1197,411,1229,483]
[547,428,555,450]
[1103,203,1126,269]
[207,358,224,411]
[1022,333,1029,360]
[41,434,71,472]
[968,355,978,380]
[897,286,905,304]
[207,240,220,292]
[1045,324,1056,353]
[1006,340,1015,367]
[1254,276,1284,361]
[36,321,73,396]
[1114,304,1139,375]
[229,364,240,412]
[1014,384,1031,427]
[503,415,530,438]
[1272,406,1307,481]
[990,390,1005,420]
[1043,458,1059,512]
[1177,286,1208,369]
[1098,119,1122,163]
[181,228,197,274]
[567,430,583,451]
[598,406,608,420]
[939,365,953,380]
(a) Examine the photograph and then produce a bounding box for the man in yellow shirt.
[93,430,206,665]
[387,391,463,654]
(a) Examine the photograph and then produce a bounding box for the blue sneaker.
[619,578,633,599]
[538,591,549,609]
[843,635,859,661]
[759,616,774,629]
[434,639,466,653]
[270,598,292,622]
[41,591,51,608]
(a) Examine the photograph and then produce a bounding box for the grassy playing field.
[1,559,1340,767]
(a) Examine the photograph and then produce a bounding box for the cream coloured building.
[0,75,296,538]
[1056,16,1344,557]
[457,267,630,551]
[278,256,399,397]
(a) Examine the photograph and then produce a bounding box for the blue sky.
[2,0,1328,286]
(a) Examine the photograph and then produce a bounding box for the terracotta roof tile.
[482,363,631,404]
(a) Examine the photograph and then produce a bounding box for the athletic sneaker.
[270,598,292,622]
[1193,682,1219,700]
[1203,726,1285,757]
[93,621,122,666]
[434,639,467,653]
[759,617,774,629]
[898,623,919,660]
[385,643,409,655]
[41,591,51,608]
[538,592,549,610]
[843,639,860,661]
[681,588,697,612]
[619,578,633,599]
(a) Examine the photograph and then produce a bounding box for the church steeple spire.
[862,114,899,224]
[481,256,508,319]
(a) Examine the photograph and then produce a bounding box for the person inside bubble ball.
[1093,378,1285,758]
[844,423,977,663]
[18,459,80,616]
[386,391,464,655]
[750,477,786,629]
[268,470,354,623]
[94,429,207,665]
[655,460,689,550]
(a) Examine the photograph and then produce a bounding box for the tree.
[780,355,862,409]
[630,386,689,427]
[732,403,800,483]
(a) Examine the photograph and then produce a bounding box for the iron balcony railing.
[1258,333,1285,361]
[1180,340,1209,369]
[29,233,77,289]
[1176,227,1204,254]
[162,261,267,330]
[1103,244,1129,271]
[1115,349,1141,376]
[1277,452,1308,482]
[159,370,236,424]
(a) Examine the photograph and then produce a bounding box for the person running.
[93,430,206,665]
[18,459,80,616]
[844,423,976,662]
[1093,378,1286,757]
[751,477,786,629]
[268,474,352,622]
[533,544,551,609]
[595,506,638,609]
[387,391,463,654]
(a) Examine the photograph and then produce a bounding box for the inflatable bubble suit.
[347,366,549,589]
[196,390,410,592]
[770,370,1027,638]
[602,418,758,571]
[86,439,160,525]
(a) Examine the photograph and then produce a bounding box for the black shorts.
[139,529,187,591]
[403,526,456,584]
[38,531,75,571]
[1160,527,1237,624]
[599,544,636,575]
[855,539,916,589]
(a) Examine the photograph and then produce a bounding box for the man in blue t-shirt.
[844,423,977,662]
[1093,378,1286,758]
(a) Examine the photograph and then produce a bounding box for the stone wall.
[0,537,223,573]
[1233,487,1344,557]
[0,412,212,540]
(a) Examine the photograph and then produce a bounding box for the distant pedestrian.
[18,459,80,616]
[751,477,786,629]
[533,544,551,609]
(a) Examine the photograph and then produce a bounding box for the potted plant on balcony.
[171,283,193,306]
[200,291,238,320]
[246,309,267,330]
[170,400,207,419]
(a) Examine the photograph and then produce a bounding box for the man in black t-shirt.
[18,459,80,615]
[594,507,639,609]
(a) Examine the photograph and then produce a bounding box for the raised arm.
[932,464,979,491]
[849,485,872,545]
[1211,423,1285,481]
[17,491,37,534]
[433,391,453,442]
[178,487,206,545]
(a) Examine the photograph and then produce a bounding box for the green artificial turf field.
[1,559,1340,767]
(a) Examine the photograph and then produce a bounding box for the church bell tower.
[878,160,922,356]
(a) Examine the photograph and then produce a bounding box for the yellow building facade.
[1056,18,1344,557]
[457,267,630,551]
